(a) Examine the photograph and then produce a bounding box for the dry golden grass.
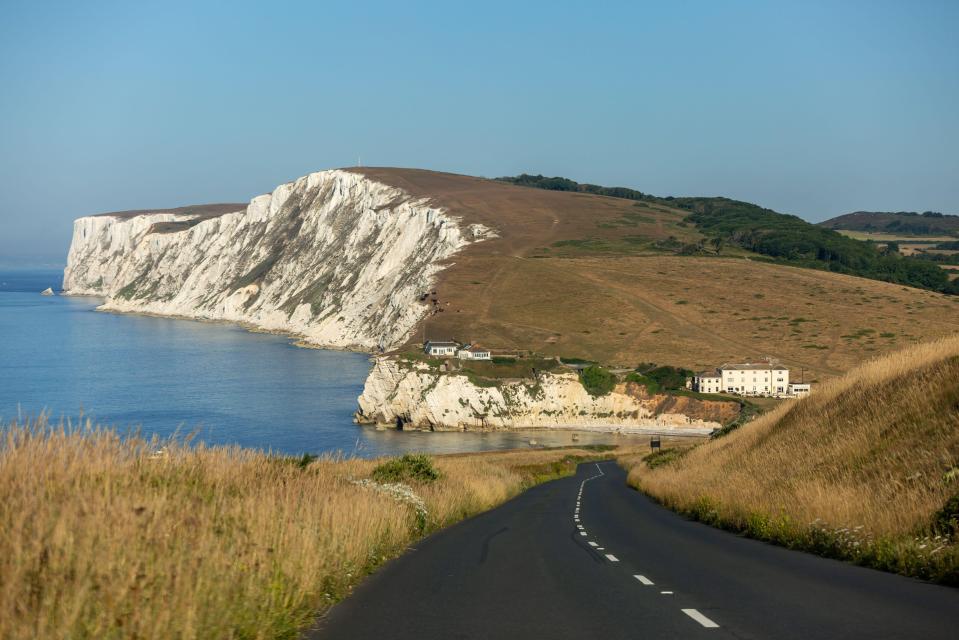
[0,420,612,639]
[423,254,959,378]
[625,336,959,583]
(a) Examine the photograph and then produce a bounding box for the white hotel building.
[694,361,795,397]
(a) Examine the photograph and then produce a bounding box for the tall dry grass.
[0,419,606,639]
[626,335,959,583]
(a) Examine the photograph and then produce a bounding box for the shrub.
[625,372,661,394]
[371,454,441,484]
[580,365,617,396]
[491,356,516,365]
[642,365,693,391]
[932,494,959,536]
[643,447,688,469]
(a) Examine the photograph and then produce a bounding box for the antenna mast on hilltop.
[357,156,362,167]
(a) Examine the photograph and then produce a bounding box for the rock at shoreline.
[40,287,54,296]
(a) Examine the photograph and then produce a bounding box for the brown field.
[355,169,959,380]
[835,229,955,243]
[834,230,957,256]
[622,336,959,583]
[0,418,623,640]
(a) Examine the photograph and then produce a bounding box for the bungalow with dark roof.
[424,340,459,357]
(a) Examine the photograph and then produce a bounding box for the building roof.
[696,370,721,378]
[425,341,458,348]
[719,362,788,371]
[461,345,490,353]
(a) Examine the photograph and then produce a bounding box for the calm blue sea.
[0,269,630,456]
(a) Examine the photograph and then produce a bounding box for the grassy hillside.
[354,168,959,380]
[623,336,959,584]
[496,174,958,294]
[0,418,616,639]
[821,211,959,237]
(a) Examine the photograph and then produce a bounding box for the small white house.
[788,383,811,398]
[424,340,458,357]
[457,345,491,360]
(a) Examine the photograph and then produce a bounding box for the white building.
[457,345,491,360]
[693,360,803,397]
[424,340,458,357]
[692,371,722,394]
[788,383,811,398]
[719,362,789,396]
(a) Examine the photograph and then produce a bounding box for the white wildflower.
[350,478,428,519]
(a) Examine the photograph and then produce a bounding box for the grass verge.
[0,418,615,639]
[620,336,959,586]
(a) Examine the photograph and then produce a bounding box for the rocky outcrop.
[62,170,494,351]
[40,288,54,296]
[355,358,731,432]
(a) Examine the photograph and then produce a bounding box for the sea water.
[0,269,635,456]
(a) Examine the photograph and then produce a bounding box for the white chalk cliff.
[355,358,723,432]
[62,169,493,351]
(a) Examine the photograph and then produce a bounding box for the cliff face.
[62,170,493,351]
[355,358,730,432]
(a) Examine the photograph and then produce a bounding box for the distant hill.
[819,211,959,236]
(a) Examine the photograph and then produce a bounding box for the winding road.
[310,461,958,639]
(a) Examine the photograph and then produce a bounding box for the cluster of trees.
[496,174,655,202]
[860,210,948,218]
[678,198,959,294]
[908,252,959,266]
[823,211,959,237]
[884,219,959,236]
[636,364,693,391]
[580,364,694,397]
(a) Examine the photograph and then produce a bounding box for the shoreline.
[362,421,714,437]
[63,292,718,439]
[60,291,380,355]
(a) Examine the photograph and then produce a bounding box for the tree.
[580,366,617,396]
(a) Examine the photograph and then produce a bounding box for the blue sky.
[1,0,957,264]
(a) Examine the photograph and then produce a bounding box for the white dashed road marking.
[682,609,719,628]
[573,463,721,631]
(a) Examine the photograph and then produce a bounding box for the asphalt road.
[309,461,959,639]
